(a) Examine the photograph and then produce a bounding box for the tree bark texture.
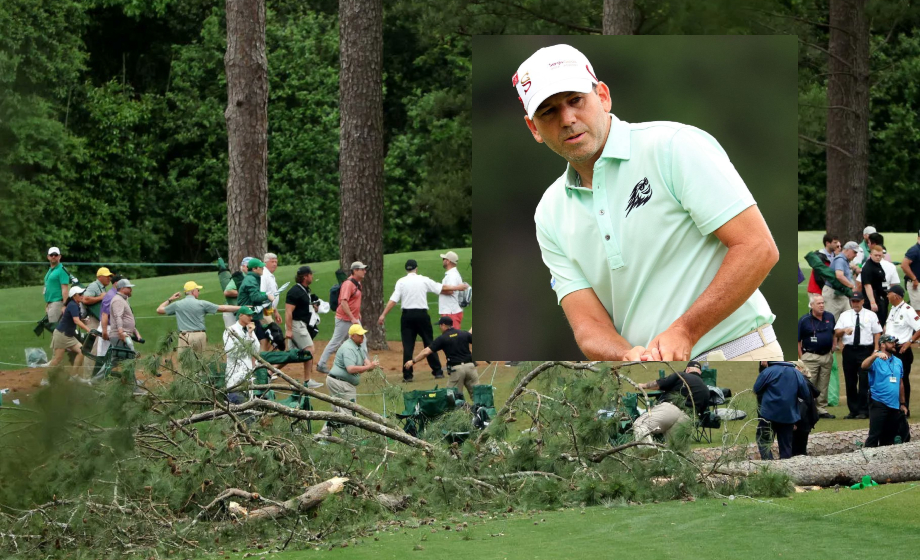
[603,0,635,35]
[825,0,869,241]
[339,0,386,350]
[724,441,920,487]
[693,424,920,463]
[225,0,269,268]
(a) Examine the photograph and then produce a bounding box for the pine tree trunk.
[825,0,869,241]
[339,0,386,349]
[724,441,920,486]
[225,0,269,268]
[603,0,635,35]
[694,424,920,462]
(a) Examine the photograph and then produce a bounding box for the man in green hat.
[223,305,260,403]
[236,258,275,350]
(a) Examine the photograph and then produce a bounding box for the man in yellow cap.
[157,281,241,353]
[81,267,115,360]
[318,324,379,437]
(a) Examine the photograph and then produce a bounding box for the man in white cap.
[855,226,876,267]
[823,241,858,320]
[46,286,89,368]
[518,44,780,361]
[108,279,142,351]
[43,246,70,324]
[438,250,468,329]
[317,261,368,373]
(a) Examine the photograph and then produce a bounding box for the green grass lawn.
[0,248,471,370]
[199,482,920,560]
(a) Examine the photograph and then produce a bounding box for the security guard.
[379,259,468,382]
[406,317,476,401]
[883,285,920,414]
[834,292,882,419]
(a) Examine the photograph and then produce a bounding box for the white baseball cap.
[440,251,459,264]
[48,247,61,256]
[863,226,877,235]
[69,286,85,296]
[513,44,598,119]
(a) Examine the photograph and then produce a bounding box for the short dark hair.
[822,233,838,245]
[868,232,884,246]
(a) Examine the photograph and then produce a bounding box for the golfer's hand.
[871,302,878,312]
[404,360,414,370]
[171,291,182,300]
[267,293,275,302]
[377,315,385,326]
[901,342,912,353]
[352,319,360,325]
[643,326,694,361]
[364,358,371,366]
[285,329,293,339]
[845,327,854,335]
[623,346,648,361]
[371,358,380,367]
[246,323,255,333]
[913,279,919,290]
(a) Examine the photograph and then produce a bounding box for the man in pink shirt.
[317,261,368,373]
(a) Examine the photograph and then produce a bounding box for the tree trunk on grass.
[824,0,869,241]
[225,0,269,268]
[694,424,920,462]
[603,0,635,35]
[339,0,386,350]
[723,441,920,486]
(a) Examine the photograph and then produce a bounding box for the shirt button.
[599,210,605,215]
[605,235,610,240]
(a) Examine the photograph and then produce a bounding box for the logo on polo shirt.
[625,177,652,217]
[550,277,556,289]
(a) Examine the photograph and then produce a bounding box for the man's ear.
[525,116,544,144]
[596,81,612,112]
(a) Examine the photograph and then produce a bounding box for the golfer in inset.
[518,44,781,361]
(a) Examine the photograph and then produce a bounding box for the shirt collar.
[564,113,631,192]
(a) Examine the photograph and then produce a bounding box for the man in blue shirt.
[797,295,837,418]
[861,334,908,447]
[901,230,920,307]
[753,361,812,459]
[822,242,857,320]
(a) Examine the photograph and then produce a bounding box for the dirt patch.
[0,340,462,403]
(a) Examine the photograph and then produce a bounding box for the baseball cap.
[348,324,368,336]
[241,256,253,267]
[116,279,135,289]
[351,261,368,270]
[296,265,313,276]
[405,259,418,271]
[863,226,877,235]
[685,360,703,371]
[849,291,865,301]
[843,241,860,251]
[47,247,61,256]
[183,280,203,292]
[889,285,905,297]
[238,306,255,316]
[440,251,459,264]
[96,267,113,277]
[514,44,598,119]
[247,258,265,270]
[69,286,85,296]
[437,316,454,327]
[880,334,898,344]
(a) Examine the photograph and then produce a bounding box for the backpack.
[805,251,852,297]
[813,251,831,291]
[329,284,341,312]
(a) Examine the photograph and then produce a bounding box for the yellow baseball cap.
[183,281,204,292]
[96,267,113,277]
[348,324,368,336]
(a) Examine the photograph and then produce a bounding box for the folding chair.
[470,384,496,429]
[81,329,138,381]
[397,386,463,437]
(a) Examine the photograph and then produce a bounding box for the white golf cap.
[440,251,459,264]
[48,247,61,255]
[863,226,877,235]
[69,286,85,296]
[513,44,598,119]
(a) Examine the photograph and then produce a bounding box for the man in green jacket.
[236,258,274,347]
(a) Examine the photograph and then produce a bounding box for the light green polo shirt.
[534,114,774,357]
[330,338,366,386]
[164,295,220,332]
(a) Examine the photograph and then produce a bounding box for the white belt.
[692,325,776,362]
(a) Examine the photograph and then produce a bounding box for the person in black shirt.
[407,317,476,399]
[283,266,323,388]
[633,361,710,444]
[48,286,90,369]
[861,246,889,327]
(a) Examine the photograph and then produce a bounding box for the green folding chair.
[397,386,463,436]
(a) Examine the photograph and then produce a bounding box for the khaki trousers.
[46,301,63,323]
[802,351,834,414]
[632,402,690,444]
[822,285,851,321]
[178,331,207,352]
[447,363,479,400]
[908,282,920,309]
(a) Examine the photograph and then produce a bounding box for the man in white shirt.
[378,259,468,382]
[834,292,882,420]
[259,253,282,350]
[438,250,467,328]
[884,285,920,415]
[223,306,259,403]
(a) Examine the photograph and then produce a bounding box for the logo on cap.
[521,72,532,93]
[512,72,519,87]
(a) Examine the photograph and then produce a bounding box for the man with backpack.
[317,262,368,373]
[807,234,838,304]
